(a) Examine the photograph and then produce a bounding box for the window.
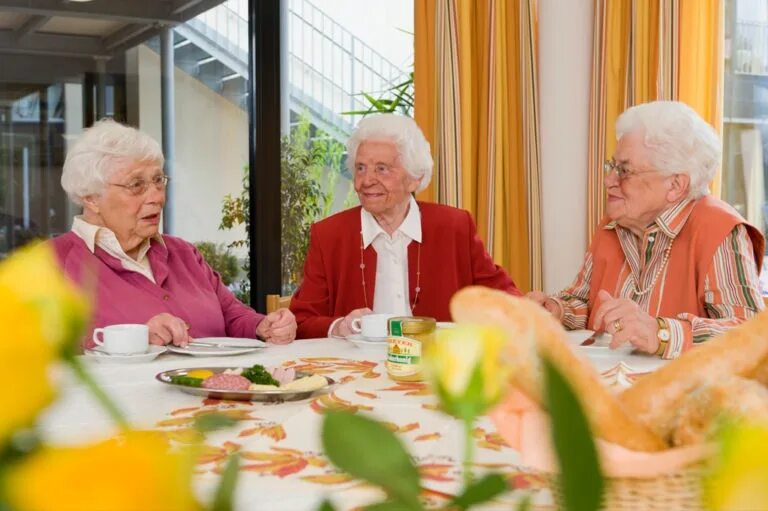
[723,0,768,292]
[280,0,414,294]
[0,1,250,297]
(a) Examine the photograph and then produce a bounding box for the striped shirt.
[552,199,765,359]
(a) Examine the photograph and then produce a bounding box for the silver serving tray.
[155,367,336,402]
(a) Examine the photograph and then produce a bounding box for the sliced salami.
[201,373,251,391]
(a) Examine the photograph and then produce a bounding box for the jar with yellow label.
[385,316,437,382]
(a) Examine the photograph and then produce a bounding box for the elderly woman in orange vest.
[528,100,765,359]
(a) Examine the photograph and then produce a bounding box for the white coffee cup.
[351,314,396,340]
[92,324,149,355]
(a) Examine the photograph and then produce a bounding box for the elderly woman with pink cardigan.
[51,119,296,348]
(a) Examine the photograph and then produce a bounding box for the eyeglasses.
[109,174,170,196]
[603,160,655,181]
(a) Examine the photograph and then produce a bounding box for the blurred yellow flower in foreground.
[424,325,508,419]
[705,422,768,510]
[0,243,89,348]
[0,288,56,445]
[5,431,201,511]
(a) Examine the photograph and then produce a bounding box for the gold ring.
[613,320,623,332]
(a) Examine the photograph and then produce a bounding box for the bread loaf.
[670,376,768,446]
[450,286,666,452]
[620,309,768,441]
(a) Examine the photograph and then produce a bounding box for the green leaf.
[211,452,240,511]
[365,501,419,511]
[515,494,532,511]
[316,500,337,511]
[450,473,508,510]
[193,413,238,433]
[321,412,421,509]
[542,357,603,511]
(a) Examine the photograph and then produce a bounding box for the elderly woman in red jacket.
[290,114,521,339]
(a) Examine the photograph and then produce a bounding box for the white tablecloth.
[40,337,666,510]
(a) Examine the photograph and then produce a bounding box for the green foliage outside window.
[193,242,240,286]
[218,113,353,301]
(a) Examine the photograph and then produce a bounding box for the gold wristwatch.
[654,317,670,356]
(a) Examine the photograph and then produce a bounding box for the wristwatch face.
[658,328,671,341]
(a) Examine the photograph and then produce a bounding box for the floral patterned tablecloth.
[39,338,666,510]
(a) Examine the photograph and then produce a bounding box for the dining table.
[39,332,667,511]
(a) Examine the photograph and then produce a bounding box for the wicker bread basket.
[545,464,706,511]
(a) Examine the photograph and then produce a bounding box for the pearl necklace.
[359,231,422,310]
[630,239,674,296]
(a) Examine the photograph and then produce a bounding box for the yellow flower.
[5,431,202,511]
[0,243,90,350]
[705,422,768,510]
[0,288,56,445]
[424,325,508,419]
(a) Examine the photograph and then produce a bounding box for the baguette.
[450,286,666,452]
[750,354,768,387]
[620,309,768,441]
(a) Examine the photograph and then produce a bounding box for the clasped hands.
[146,309,297,346]
[526,289,660,354]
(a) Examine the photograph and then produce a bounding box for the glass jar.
[385,316,437,382]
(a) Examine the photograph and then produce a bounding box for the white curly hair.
[346,114,434,193]
[615,101,721,199]
[61,119,164,205]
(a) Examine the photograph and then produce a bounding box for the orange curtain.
[587,0,724,239]
[414,0,542,291]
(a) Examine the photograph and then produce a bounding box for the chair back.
[266,294,292,313]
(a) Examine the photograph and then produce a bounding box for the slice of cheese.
[248,383,280,391]
[281,374,327,392]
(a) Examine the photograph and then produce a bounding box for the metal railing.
[188,0,408,136]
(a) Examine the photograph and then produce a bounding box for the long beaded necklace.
[359,231,422,311]
[630,239,674,296]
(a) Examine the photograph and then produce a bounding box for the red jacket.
[290,202,521,338]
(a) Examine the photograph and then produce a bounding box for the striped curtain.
[414,0,542,292]
[587,0,724,240]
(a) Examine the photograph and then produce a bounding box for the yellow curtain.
[677,0,724,196]
[587,0,724,240]
[414,0,541,292]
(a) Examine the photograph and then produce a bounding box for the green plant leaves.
[316,500,337,511]
[211,453,240,511]
[542,357,603,511]
[450,473,508,510]
[321,411,421,510]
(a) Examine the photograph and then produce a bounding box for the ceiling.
[0,0,227,59]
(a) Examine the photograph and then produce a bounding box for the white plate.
[167,344,262,356]
[84,345,167,364]
[345,333,388,347]
[436,322,456,329]
[565,330,595,346]
[191,337,266,348]
[578,344,636,358]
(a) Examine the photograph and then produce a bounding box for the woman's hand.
[147,313,191,347]
[331,308,373,338]
[525,291,563,319]
[256,309,297,344]
[592,290,659,354]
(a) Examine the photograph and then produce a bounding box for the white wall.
[132,46,248,255]
[538,0,594,293]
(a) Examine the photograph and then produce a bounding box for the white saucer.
[84,345,167,364]
[345,333,388,347]
[167,344,261,356]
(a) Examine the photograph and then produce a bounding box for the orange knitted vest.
[586,196,764,329]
